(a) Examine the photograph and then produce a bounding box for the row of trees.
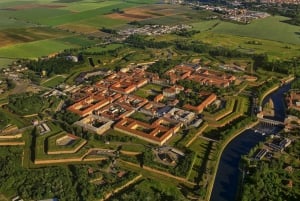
[174,29,200,37]
[243,2,300,25]
[253,54,297,74]
[0,147,78,200]
[27,57,83,75]
[175,40,248,58]
[0,146,143,200]
[110,178,184,201]
[174,39,298,76]
[8,92,46,115]
[147,59,181,75]
[125,35,171,49]
[178,79,215,92]
[241,156,300,201]
[177,91,206,107]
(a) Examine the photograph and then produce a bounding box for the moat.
[210,83,291,201]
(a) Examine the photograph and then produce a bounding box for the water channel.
[210,83,291,201]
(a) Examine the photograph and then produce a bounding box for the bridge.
[258,117,285,126]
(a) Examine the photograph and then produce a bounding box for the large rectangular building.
[114,117,181,145]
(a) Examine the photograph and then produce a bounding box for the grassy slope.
[41,75,66,88]
[192,16,300,45]
[212,16,300,45]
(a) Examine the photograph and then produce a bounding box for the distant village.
[165,0,271,23]
[165,0,300,5]
[198,5,270,23]
[118,24,192,38]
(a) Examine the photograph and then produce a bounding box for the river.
[210,83,291,201]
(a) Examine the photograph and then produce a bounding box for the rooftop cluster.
[65,64,234,145]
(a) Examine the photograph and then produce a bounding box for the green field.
[192,16,300,45]
[0,39,80,58]
[85,43,123,53]
[56,36,97,46]
[0,27,71,47]
[134,83,163,99]
[37,1,145,26]
[0,0,299,62]
[60,0,123,12]
[47,132,86,153]
[0,58,14,68]
[188,138,216,185]
[187,138,210,182]
[0,15,36,30]
[41,75,66,88]
[78,15,128,28]
[130,112,153,123]
[0,0,160,60]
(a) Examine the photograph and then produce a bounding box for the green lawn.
[34,123,89,160]
[47,132,86,153]
[121,144,145,152]
[134,84,163,99]
[130,112,153,123]
[41,75,66,88]
[106,129,153,146]
[188,138,216,184]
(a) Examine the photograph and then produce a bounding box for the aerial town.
[0,0,300,201]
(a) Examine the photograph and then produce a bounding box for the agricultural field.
[213,16,300,45]
[0,0,299,62]
[188,16,300,59]
[191,16,300,45]
[0,0,161,60]
[0,27,71,47]
[153,22,300,60]
[0,58,15,68]
[55,36,98,47]
[84,43,123,53]
[196,32,300,60]
[0,39,81,59]
[0,15,36,30]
